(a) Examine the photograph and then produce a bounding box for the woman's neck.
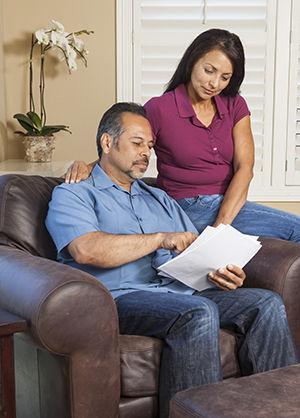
[185,84,216,127]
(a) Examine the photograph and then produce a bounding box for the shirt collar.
[89,164,143,195]
[174,83,229,120]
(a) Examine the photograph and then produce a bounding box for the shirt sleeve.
[151,197,199,270]
[232,94,251,126]
[45,184,100,257]
[144,97,161,141]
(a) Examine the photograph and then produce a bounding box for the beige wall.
[255,201,300,216]
[2,0,115,164]
[0,0,7,161]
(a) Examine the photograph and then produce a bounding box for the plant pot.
[22,135,55,162]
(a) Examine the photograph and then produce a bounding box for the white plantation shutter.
[286,0,300,185]
[130,0,276,187]
[117,0,300,200]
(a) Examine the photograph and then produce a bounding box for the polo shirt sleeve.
[45,184,100,257]
[232,94,251,126]
[144,97,161,141]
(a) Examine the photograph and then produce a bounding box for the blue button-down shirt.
[46,165,197,298]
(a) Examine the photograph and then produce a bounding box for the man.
[46,102,299,418]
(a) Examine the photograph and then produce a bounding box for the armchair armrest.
[244,236,300,355]
[0,245,120,418]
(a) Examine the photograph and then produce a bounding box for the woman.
[66,29,300,242]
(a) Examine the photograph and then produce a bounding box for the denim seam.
[246,333,258,374]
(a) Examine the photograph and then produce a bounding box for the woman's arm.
[65,160,99,183]
[213,115,254,227]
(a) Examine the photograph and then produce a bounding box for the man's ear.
[101,133,113,155]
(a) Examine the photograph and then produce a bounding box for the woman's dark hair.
[164,28,245,97]
[96,102,147,158]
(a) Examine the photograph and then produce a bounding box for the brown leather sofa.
[0,174,300,418]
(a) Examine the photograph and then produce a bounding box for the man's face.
[102,112,155,189]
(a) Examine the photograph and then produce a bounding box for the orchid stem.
[29,34,36,117]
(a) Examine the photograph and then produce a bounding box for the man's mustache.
[133,157,149,166]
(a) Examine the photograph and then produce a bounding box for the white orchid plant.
[14,20,93,136]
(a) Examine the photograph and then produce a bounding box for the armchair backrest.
[0,174,63,260]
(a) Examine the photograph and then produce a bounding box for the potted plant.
[13,20,93,162]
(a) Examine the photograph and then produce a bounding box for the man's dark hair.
[96,102,147,158]
[164,28,245,97]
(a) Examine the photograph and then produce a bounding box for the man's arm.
[68,230,246,291]
[68,230,198,268]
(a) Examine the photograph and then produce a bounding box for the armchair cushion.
[0,174,62,259]
[120,329,240,399]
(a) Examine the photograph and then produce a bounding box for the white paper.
[157,224,261,292]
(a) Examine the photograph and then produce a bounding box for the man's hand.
[65,160,95,184]
[160,231,198,254]
[208,264,246,290]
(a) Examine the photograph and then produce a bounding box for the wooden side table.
[0,310,27,418]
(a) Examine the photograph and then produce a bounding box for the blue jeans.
[177,195,300,241]
[115,288,299,418]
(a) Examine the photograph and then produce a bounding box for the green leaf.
[26,112,42,131]
[44,124,70,129]
[14,119,37,135]
[14,131,27,136]
[13,113,35,128]
[40,125,72,135]
[14,113,72,135]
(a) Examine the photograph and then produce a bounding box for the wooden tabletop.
[0,310,27,336]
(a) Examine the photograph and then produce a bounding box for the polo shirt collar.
[175,84,195,118]
[174,83,229,120]
[90,163,143,195]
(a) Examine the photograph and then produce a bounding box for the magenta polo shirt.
[144,84,250,200]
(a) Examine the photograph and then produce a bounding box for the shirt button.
[139,218,143,221]
[213,147,217,151]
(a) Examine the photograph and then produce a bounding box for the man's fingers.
[162,231,198,254]
[226,263,246,279]
[208,264,246,290]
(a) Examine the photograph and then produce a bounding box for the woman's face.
[186,49,233,102]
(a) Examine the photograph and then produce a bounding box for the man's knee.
[246,288,286,320]
[116,291,220,336]
[164,295,220,337]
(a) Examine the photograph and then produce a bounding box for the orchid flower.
[13,20,93,136]
[72,33,85,52]
[51,31,68,49]
[35,29,50,45]
[57,49,66,62]
[47,20,65,34]
[66,45,77,60]
[68,58,77,71]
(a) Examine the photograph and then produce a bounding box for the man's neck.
[99,162,133,193]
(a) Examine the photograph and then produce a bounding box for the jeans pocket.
[177,195,224,234]
[177,195,224,211]
[197,194,224,209]
[177,197,198,211]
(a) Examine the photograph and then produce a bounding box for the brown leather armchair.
[0,174,300,418]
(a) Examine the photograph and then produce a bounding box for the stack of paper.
[157,224,261,292]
